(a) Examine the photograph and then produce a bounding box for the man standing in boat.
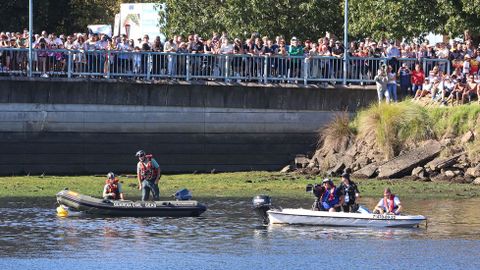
[136,150,161,201]
[103,172,125,200]
[321,178,344,212]
[374,188,403,215]
[338,173,360,213]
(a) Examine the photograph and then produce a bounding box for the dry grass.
[317,111,354,153]
[356,102,434,159]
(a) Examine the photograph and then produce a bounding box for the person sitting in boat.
[373,187,403,215]
[103,172,125,200]
[320,178,344,212]
[338,173,360,213]
[136,150,161,201]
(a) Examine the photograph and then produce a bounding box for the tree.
[0,0,122,34]
[436,0,480,37]
[348,0,441,40]
[159,0,343,41]
[348,0,480,40]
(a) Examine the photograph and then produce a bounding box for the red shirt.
[411,70,425,85]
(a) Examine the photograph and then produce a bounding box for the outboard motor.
[174,189,192,200]
[252,195,271,225]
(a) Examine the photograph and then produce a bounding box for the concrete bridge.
[0,78,377,175]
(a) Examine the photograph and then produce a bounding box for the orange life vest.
[139,155,158,181]
[105,178,120,199]
[383,194,397,213]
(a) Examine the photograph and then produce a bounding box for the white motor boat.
[253,195,427,228]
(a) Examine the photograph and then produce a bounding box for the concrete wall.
[0,79,377,175]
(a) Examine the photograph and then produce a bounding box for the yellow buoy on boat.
[56,205,69,217]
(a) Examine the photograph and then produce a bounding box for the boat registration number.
[113,202,157,208]
[372,214,396,220]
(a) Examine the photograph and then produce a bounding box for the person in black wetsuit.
[338,173,360,212]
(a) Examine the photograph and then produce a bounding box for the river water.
[1,197,480,270]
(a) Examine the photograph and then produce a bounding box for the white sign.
[87,25,112,37]
[119,3,165,44]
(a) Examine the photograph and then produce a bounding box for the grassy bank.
[1,172,479,200]
[352,101,480,158]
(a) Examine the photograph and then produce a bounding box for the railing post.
[146,52,151,81]
[422,58,427,76]
[106,51,111,79]
[225,55,229,83]
[446,59,451,76]
[343,54,348,85]
[263,55,268,84]
[304,57,309,85]
[67,51,72,78]
[186,54,190,81]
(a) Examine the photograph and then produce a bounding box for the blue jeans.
[412,84,422,95]
[387,83,398,102]
[142,180,160,201]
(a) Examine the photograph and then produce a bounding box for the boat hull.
[56,190,207,217]
[267,208,426,228]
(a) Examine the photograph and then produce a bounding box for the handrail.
[0,48,451,85]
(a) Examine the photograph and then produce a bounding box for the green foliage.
[355,101,480,159]
[356,102,434,158]
[319,112,354,153]
[429,104,480,136]
[0,0,124,34]
[349,0,480,39]
[349,0,442,40]
[159,0,343,40]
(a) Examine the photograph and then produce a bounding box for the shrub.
[356,101,434,159]
[318,111,354,153]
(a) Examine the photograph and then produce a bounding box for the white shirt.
[377,196,401,210]
[219,43,234,54]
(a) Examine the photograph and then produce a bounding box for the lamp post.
[124,23,131,39]
[28,0,33,77]
[343,0,349,85]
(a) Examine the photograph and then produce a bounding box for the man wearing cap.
[338,173,360,212]
[103,172,125,200]
[136,150,161,201]
[320,179,344,212]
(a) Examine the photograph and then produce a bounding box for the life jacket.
[383,194,398,213]
[105,178,120,199]
[139,155,158,181]
[321,186,340,207]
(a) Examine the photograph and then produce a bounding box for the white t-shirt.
[377,196,401,210]
[219,43,234,54]
[463,61,470,74]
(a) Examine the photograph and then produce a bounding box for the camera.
[306,183,325,198]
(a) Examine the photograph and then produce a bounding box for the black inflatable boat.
[56,189,207,217]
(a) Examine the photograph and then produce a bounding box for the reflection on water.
[1,198,480,269]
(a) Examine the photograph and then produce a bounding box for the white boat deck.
[267,208,426,228]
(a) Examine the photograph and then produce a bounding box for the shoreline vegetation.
[1,172,480,201]
[296,101,480,183]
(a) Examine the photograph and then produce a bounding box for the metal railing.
[0,48,450,85]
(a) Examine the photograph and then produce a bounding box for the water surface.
[1,197,480,269]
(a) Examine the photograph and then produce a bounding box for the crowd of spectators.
[374,60,480,105]
[1,29,480,92]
